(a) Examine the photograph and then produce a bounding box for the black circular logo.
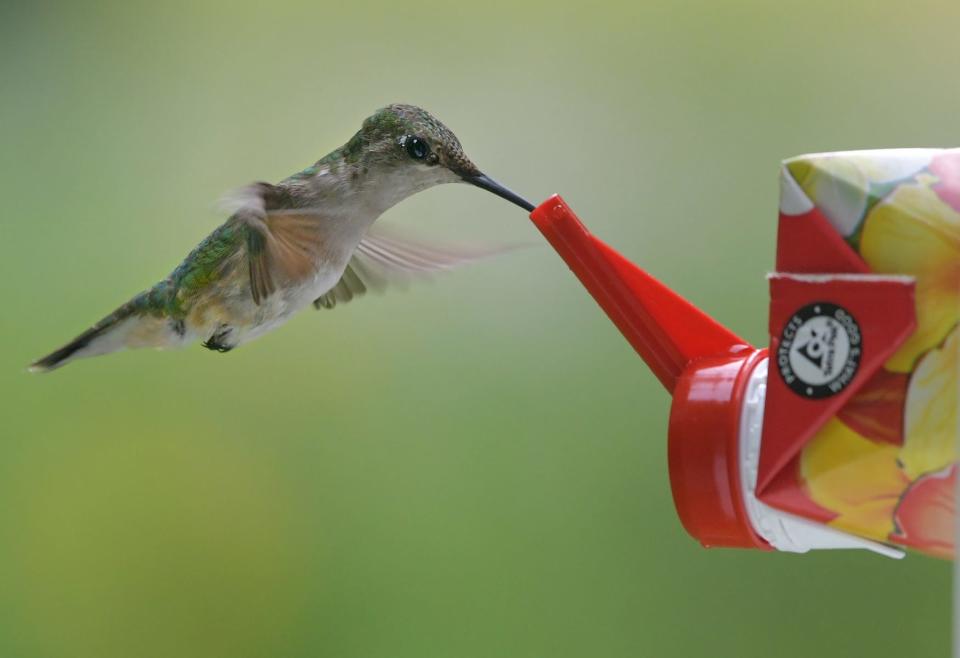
[776,302,862,399]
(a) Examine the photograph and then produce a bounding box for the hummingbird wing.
[232,183,327,305]
[246,211,327,305]
[313,226,512,310]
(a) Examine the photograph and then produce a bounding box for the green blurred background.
[1,1,956,656]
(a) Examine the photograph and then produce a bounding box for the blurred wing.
[233,183,327,305]
[313,226,516,310]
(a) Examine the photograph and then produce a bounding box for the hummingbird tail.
[29,293,179,373]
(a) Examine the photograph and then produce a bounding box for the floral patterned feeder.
[529,149,959,560]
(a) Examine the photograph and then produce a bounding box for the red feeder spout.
[529,195,752,392]
[529,195,769,549]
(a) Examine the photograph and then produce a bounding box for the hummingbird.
[30,104,534,372]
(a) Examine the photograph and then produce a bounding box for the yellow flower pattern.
[900,330,958,480]
[786,150,959,557]
[801,332,957,548]
[860,184,960,372]
[801,418,908,541]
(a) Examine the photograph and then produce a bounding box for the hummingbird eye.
[404,135,430,160]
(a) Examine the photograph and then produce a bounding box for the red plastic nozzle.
[529,195,751,392]
[529,195,768,549]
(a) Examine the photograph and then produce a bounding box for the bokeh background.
[1,1,957,656]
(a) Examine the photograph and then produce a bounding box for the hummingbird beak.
[465,173,535,212]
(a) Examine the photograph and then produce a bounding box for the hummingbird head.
[337,104,534,212]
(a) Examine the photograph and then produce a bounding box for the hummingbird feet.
[202,326,235,353]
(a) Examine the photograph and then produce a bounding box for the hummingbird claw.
[202,326,235,353]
